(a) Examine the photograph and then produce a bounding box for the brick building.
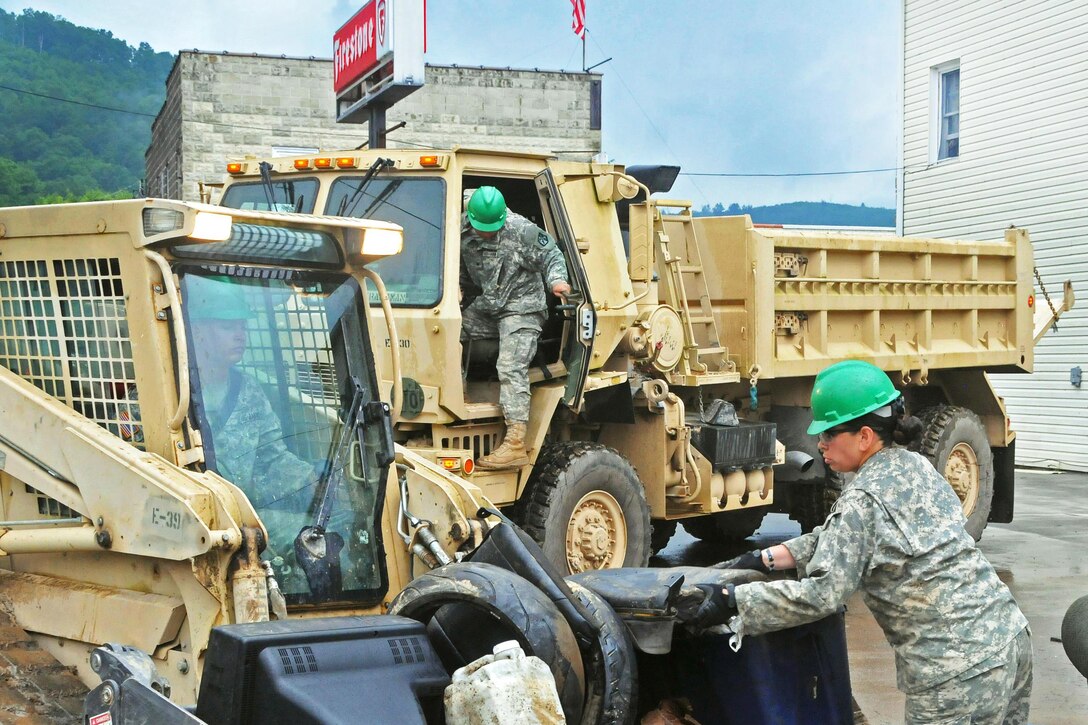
[146,51,603,202]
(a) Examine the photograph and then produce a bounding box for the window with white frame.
[933,61,960,160]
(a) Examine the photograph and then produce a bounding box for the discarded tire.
[1063,594,1088,680]
[568,581,638,725]
[518,442,651,574]
[389,562,586,723]
[917,405,993,540]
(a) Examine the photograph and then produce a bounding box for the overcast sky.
[2,1,902,208]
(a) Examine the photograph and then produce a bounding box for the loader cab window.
[179,271,390,607]
[325,177,445,307]
[220,178,319,214]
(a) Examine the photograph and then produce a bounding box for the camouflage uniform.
[200,370,316,508]
[460,211,568,423]
[733,446,1031,722]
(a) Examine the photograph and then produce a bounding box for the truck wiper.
[258,161,277,210]
[336,157,394,217]
[294,376,393,598]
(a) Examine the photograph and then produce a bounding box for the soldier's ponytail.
[853,397,923,449]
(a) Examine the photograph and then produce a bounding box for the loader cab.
[165,232,395,609]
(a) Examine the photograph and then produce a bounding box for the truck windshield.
[325,177,445,307]
[220,178,319,214]
[178,271,389,607]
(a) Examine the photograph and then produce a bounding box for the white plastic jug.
[444,640,566,724]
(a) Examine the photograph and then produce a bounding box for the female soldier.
[696,359,1032,724]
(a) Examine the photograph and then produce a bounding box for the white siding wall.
[902,0,1088,470]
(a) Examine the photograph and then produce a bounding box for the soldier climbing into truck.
[461,185,572,470]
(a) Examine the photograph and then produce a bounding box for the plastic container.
[444,640,566,725]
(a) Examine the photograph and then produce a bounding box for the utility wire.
[0,82,158,117]
[0,80,911,180]
[682,167,899,178]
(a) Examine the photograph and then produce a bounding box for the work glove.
[691,583,738,629]
[712,549,768,573]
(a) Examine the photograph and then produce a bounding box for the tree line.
[694,200,895,227]
[0,9,173,206]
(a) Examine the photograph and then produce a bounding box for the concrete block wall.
[147,52,602,202]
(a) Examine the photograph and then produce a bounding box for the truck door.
[534,169,594,411]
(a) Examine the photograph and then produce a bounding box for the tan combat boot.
[477,422,529,470]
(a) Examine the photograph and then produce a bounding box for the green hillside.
[695,200,895,227]
[0,8,172,205]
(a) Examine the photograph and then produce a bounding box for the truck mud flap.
[990,441,1015,523]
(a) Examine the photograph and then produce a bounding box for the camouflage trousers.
[461,305,546,423]
[905,627,1032,724]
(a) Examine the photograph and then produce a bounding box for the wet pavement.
[654,468,1088,724]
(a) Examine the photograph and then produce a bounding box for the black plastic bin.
[639,611,854,725]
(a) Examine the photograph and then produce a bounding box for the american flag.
[571,0,586,39]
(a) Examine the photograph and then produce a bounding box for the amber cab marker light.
[226,162,244,174]
[438,457,461,472]
[293,159,312,170]
[419,155,440,167]
[314,157,333,169]
[1027,294,1035,308]
[336,157,357,169]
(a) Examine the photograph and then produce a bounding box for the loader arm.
[0,364,259,560]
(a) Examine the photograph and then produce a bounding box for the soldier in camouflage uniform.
[460,186,570,469]
[185,276,315,507]
[696,360,1032,724]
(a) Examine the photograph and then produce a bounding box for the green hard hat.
[807,360,901,434]
[185,275,252,321]
[467,186,508,232]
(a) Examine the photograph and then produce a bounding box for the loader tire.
[568,581,638,725]
[917,405,994,540]
[680,508,766,544]
[517,442,651,575]
[390,562,585,724]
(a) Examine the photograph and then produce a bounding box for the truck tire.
[567,581,638,725]
[680,508,766,544]
[791,471,846,533]
[518,442,651,574]
[917,405,994,540]
[650,520,678,555]
[389,562,586,724]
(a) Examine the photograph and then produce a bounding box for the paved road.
[655,468,1088,724]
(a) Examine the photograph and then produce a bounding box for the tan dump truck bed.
[686,215,1035,380]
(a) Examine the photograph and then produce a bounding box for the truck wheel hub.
[945,442,979,513]
[566,491,627,572]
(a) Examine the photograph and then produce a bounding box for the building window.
[933,61,960,160]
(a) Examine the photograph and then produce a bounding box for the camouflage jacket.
[734,446,1028,694]
[202,370,315,508]
[460,211,568,315]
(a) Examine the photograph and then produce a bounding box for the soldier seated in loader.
[185,275,317,505]
[460,186,571,470]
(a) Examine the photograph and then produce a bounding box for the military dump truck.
[0,198,507,713]
[216,148,1072,574]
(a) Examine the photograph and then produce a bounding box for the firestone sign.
[333,0,425,124]
[333,0,392,94]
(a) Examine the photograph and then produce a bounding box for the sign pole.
[369,102,388,148]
